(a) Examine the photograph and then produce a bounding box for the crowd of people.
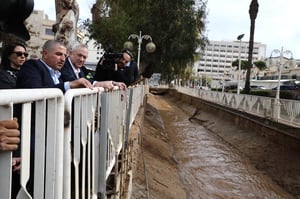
[0,39,141,197]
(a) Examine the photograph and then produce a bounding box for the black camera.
[98,52,123,71]
[94,47,124,81]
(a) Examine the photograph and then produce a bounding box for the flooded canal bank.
[131,93,300,199]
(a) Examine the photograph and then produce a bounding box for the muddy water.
[154,95,294,199]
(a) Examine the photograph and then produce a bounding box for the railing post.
[124,89,134,149]
[98,92,110,198]
[0,105,13,199]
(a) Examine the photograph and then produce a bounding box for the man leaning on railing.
[16,40,93,92]
[60,42,127,91]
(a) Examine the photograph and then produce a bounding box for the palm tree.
[244,0,259,93]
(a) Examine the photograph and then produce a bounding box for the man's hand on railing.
[112,81,127,90]
[0,118,20,151]
[70,78,93,89]
[94,81,127,90]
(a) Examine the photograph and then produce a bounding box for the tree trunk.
[245,0,259,94]
[53,0,79,48]
[91,0,104,23]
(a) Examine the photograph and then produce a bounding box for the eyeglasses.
[13,51,29,57]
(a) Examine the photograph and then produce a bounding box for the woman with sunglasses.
[0,42,28,198]
[0,42,28,89]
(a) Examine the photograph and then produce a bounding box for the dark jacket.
[60,58,85,81]
[94,58,116,82]
[115,61,139,86]
[0,68,18,89]
[60,59,94,84]
[128,61,139,85]
[16,59,65,92]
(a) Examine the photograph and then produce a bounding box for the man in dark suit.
[60,43,88,81]
[17,40,93,92]
[118,49,139,86]
[60,42,127,90]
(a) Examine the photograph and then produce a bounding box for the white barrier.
[0,89,64,199]
[178,87,300,127]
[64,88,101,199]
[0,85,146,199]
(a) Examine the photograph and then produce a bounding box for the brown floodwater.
[155,95,295,199]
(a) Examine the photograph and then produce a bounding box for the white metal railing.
[0,89,64,199]
[63,86,145,199]
[177,87,300,127]
[63,87,101,199]
[0,85,146,199]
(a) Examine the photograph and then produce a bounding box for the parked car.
[250,85,267,90]
[271,85,300,90]
[197,86,211,90]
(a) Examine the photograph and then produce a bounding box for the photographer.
[94,49,131,83]
[120,49,139,86]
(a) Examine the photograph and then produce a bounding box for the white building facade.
[194,40,266,88]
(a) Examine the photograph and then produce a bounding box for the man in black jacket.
[118,50,139,86]
[94,49,132,85]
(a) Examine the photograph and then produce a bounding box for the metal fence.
[177,87,300,127]
[0,85,146,199]
[0,89,65,199]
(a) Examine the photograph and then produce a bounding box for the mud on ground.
[129,93,300,199]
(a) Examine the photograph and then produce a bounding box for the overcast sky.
[34,0,300,58]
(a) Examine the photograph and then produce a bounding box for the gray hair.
[42,40,65,51]
[69,42,88,51]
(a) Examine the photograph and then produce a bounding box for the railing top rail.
[177,86,300,127]
[64,88,103,110]
[0,88,64,105]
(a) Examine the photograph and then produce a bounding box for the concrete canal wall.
[154,88,300,151]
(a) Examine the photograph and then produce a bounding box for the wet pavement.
[154,94,296,199]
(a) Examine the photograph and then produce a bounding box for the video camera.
[98,52,124,71]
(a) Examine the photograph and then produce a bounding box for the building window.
[45,28,54,36]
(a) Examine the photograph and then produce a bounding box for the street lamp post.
[270,47,293,120]
[221,63,225,92]
[237,34,244,94]
[124,30,156,70]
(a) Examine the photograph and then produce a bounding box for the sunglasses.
[13,51,29,57]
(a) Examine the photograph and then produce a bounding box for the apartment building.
[194,40,266,88]
[25,10,55,57]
